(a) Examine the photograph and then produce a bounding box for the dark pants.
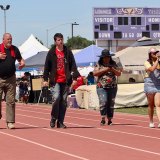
[0,75,16,123]
[97,87,117,119]
[50,83,69,123]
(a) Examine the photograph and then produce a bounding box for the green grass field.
[115,106,150,115]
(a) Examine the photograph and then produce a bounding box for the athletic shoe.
[149,122,155,128]
[7,123,15,129]
[50,118,56,128]
[57,122,67,128]
[100,118,106,126]
[108,120,112,125]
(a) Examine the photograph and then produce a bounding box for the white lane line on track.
[13,109,160,130]
[15,106,152,122]
[15,105,148,119]
[16,113,160,139]
[15,104,149,118]
[2,109,160,133]
[0,130,89,160]
[17,105,144,117]
[15,108,149,123]
[2,120,160,157]
[3,109,160,136]
[97,127,160,140]
[15,105,157,124]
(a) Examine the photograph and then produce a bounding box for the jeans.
[50,83,69,123]
[97,87,117,119]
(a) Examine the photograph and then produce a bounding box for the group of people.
[0,32,160,130]
[43,33,122,128]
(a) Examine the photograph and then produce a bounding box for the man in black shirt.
[0,33,25,129]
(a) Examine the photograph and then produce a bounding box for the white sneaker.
[149,123,155,128]
[7,123,15,129]
[158,123,160,128]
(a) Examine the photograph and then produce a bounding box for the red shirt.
[73,76,84,90]
[55,49,66,83]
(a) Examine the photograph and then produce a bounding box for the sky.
[0,0,160,47]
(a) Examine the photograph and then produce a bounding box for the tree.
[65,36,95,49]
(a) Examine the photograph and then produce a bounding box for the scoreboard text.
[93,8,160,40]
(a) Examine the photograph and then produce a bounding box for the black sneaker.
[108,120,112,125]
[50,118,56,128]
[57,121,67,128]
[100,118,106,126]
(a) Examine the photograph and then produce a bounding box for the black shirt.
[0,45,22,77]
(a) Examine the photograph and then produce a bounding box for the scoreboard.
[93,7,160,40]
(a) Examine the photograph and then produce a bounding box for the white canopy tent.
[115,46,160,71]
[18,34,49,60]
[78,66,94,77]
[76,84,147,109]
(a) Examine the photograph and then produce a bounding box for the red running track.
[0,102,160,160]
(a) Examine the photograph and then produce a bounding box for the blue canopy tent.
[16,51,48,73]
[15,51,48,77]
[23,51,48,68]
[74,45,104,66]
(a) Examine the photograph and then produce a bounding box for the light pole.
[0,5,10,33]
[46,29,49,48]
[71,22,79,38]
[46,23,71,48]
[46,22,79,48]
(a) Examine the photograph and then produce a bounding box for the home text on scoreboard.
[93,7,160,40]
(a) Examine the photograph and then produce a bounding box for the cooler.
[67,94,79,108]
